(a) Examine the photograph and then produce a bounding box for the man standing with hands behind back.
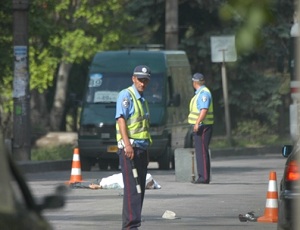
[188,73,214,184]
[115,65,152,229]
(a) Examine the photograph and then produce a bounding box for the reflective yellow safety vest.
[116,86,152,143]
[188,87,214,125]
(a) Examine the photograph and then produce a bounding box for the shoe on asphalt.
[238,211,257,222]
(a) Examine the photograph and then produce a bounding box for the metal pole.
[191,150,195,182]
[12,0,31,161]
[165,0,178,50]
[220,49,232,145]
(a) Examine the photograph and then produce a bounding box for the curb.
[18,145,282,174]
[18,160,72,173]
[210,145,282,158]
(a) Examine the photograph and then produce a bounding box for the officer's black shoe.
[192,179,209,184]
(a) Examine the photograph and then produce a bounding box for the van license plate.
[107,145,118,153]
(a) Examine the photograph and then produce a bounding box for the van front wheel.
[81,157,92,171]
[98,159,109,170]
[158,146,171,170]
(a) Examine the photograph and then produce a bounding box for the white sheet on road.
[100,173,161,189]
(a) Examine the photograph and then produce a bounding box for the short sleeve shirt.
[115,86,136,120]
[195,85,212,111]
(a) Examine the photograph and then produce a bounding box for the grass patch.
[31,144,74,161]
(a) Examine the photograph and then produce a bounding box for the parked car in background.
[0,148,67,230]
[277,144,300,230]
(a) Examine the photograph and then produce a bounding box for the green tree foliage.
[125,0,166,44]
[50,0,135,61]
[126,0,294,136]
[219,0,275,53]
[216,0,293,135]
[29,0,135,92]
[29,47,57,93]
[28,0,136,131]
[0,1,13,137]
[177,0,294,135]
[0,0,138,135]
[230,64,282,127]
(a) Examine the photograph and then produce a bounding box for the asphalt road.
[25,152,286,230]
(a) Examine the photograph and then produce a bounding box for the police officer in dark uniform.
[115,65,152,229]
[188,73,214,184]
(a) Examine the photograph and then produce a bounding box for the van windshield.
[85,72,164,104]
[144,75,164,103]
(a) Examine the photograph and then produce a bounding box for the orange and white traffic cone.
[67,148,83,184]
[257,171,278,223]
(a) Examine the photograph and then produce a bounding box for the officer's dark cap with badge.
[192,73,205,82]
[133,65,151,80]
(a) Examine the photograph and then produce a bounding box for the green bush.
[231,120,284,146]
[233,120,269,136]
[210,119,291,149]
[31,144,73,161]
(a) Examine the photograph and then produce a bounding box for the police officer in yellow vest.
[115,65,152,229]
[188,73,214,184]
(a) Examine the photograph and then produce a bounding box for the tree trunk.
[50,61,72,131]
[30,89,50,139]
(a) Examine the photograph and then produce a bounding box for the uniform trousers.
[118,148,148,230]
[193,124,213,183]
